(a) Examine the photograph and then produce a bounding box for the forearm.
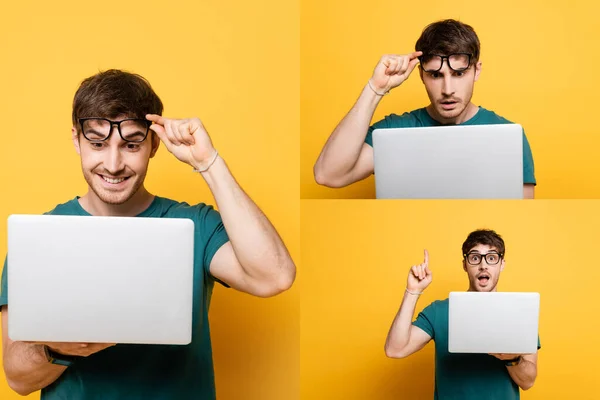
[201,156,295,293]
[385,292,419,357]
[3,342,66,395]
[506,358,537,390]
[314,84,381,186]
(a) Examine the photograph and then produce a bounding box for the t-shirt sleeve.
[522,130,536,185]
[197,205,230,287]
[365,116,392,147]
[412,301,437,339]
[0,257,7,308]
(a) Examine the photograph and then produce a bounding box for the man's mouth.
[477,274,490,284]
[99,175,130,185]
[440,99,458,109]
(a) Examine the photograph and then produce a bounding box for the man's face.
[420,56,482,124]
[72,117,160,205]
[462,244,505,292]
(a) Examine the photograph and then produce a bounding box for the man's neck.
[426,102,479,125]
[78,187,155,217]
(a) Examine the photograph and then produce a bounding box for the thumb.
[405,58,420,76]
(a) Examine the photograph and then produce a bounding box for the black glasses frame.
[79,117,151,143]
[463,252,504,266]
[418,53,473,73]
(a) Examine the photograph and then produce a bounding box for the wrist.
[504,355,522,367]
[192,150,219,173]
[367,79,389,97]
[405,287,423,296]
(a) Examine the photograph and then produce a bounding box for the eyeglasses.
[418,53,472,73]
[79,118,151,143]
[463,252,503,266]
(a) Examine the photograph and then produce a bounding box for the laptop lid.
[372,124,523,199]
[448,291,540,354]
[7,214,194,345]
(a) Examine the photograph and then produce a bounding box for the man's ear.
[72,127,81,155]
[500,258,505,272]
[149,132,160,158]
[419,65,424,83]
[474,61,482,82]
[462,259,467,272]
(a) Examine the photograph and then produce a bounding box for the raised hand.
[370,52,423,94]
[146,114,218,171]
[406,249,433,293]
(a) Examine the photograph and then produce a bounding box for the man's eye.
[126,143,140,150]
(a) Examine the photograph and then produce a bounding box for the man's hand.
[407,249,432,293]
[370,52,423,94]
[146,114,217,171]
[26,342,116,358]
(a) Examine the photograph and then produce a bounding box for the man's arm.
[201,156,296,297]
[313,52,422,188]
[524,184,535,199]
[147,115,296,298]
[490,352,538,390]
[1,306,66,395]
[385,250,433,358]
[2,306,116,396]
[385,291,432,358]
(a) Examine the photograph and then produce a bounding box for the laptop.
[372,124,524,199]
[6,214,195,345]
[448,292,540,354]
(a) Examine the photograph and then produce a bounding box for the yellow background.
[301,0,600,199]
[301,200,599,399]
[0,1,299,399]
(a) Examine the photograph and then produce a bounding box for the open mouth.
[440,100,458,109]
[477,274,490,285]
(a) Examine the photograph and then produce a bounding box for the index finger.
[424,249,429,265]
[146,114,166,125]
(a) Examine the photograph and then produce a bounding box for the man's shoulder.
[381,107,430,128]
[44,197,84,215]
[474,107,515,125]
[152,196,219,220]
[421,297,449,315]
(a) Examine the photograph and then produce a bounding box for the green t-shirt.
[413,298,541,400]
[0,196,230,400]
[365,107,536,185]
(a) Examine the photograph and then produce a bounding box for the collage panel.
[0,1,299,400]
[302,0,600,199]
[301,199,598,399]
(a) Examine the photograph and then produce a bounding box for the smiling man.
[0,70,296,399]
[384,229,540,399]
[314,19,536,199]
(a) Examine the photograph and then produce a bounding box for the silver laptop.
[448,292,540,354]
[7,214,194,345]
[372,124,524,199]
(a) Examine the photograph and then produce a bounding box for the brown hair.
[462,229,505,256]
[72,69,163,130]
[415,19,480,63]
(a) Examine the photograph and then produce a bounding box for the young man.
[384,230,540,399]
[0,70,296,399]
[314,19,536,199]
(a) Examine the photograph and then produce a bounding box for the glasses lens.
[485,253,500,265]
[467,254,481,264]
[82,119,110,141]
[120,119,149,142]
[448,54,470,71]
[420,55,442,72]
